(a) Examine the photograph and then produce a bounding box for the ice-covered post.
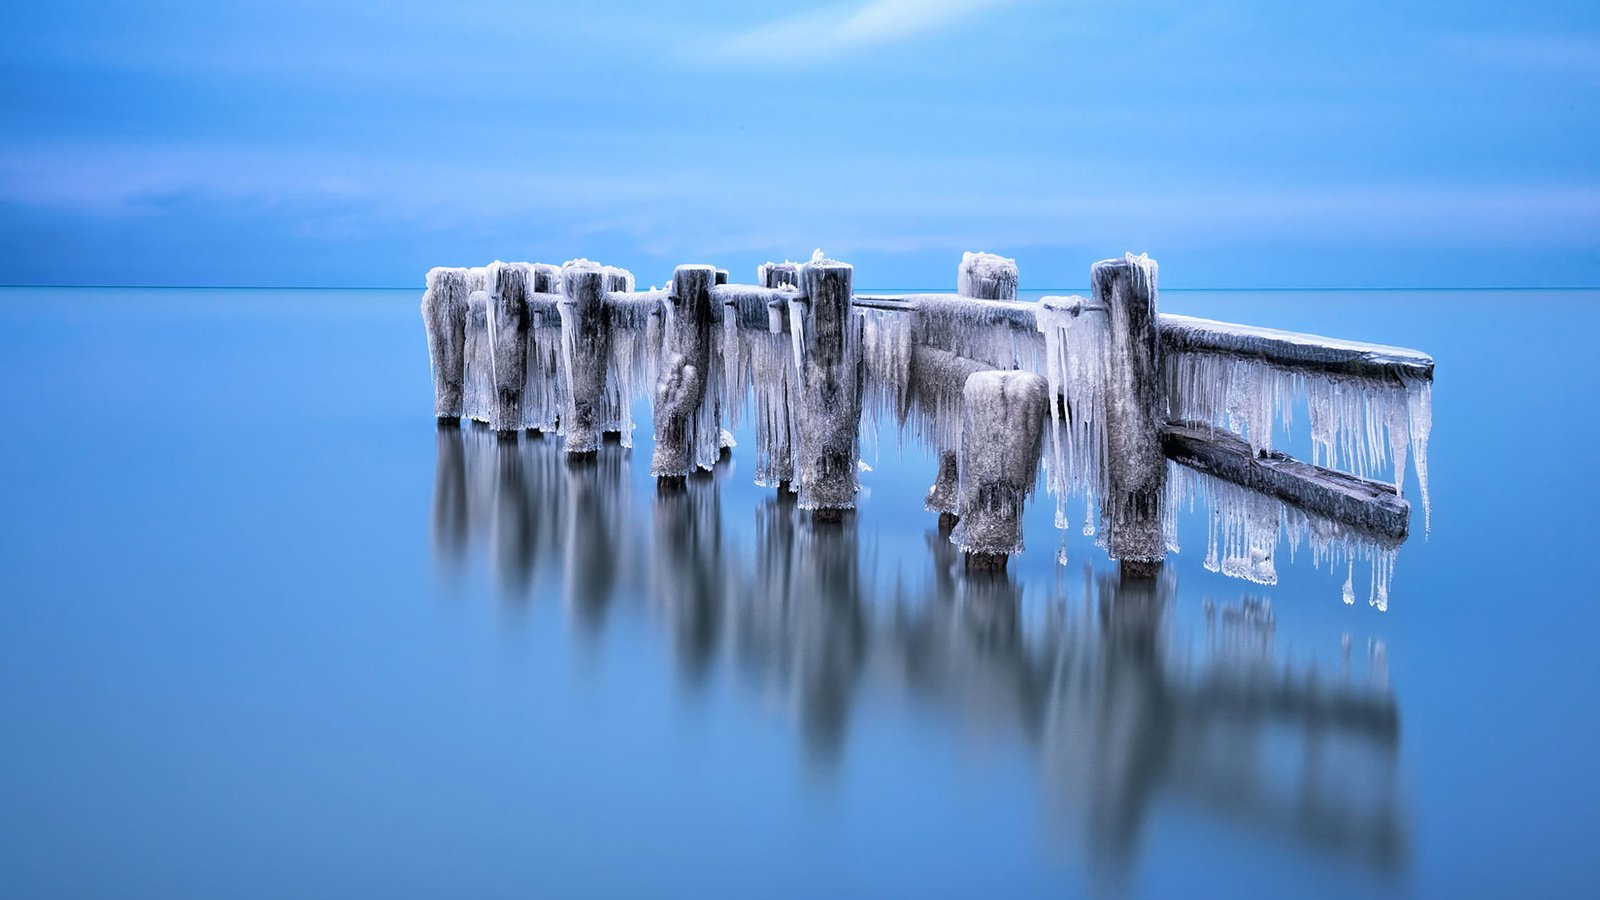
[421,267,470,425]
[759,262,799,290]
[789,256,863,521]
[926,252,1021,528]
[557,261,610,457]
[953,371,1048,571]
[957,251,1019,301]
[486,261,531,438]
[1093,253,1167,576]
[653,265,718,483]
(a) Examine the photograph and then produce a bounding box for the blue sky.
[2,0,1596,288]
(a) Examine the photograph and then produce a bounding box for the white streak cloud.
[701,0,1021,65]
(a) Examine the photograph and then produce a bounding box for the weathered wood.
[653,265,718,477]
[1094,254,1167,575]
[421,267,470,422]
[714,284,795,332]
[1163,420,1409,541]
[486,261,533,433]
[557,262,610,455]
[1160,314,1434,382]
[790,258,863,514]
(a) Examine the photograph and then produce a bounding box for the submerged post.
[1093,253,1167,577]
[421,267,470,425]
[557,261,610,456]
[653,265,718,483]
[953,371,1048,570]
[464,284,493,425]
[486,261,531,437]
[789,256,863,521]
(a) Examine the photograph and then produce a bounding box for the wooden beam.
[1160,314,1434,382]
[1162,420,1409,541]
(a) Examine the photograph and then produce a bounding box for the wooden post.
[464,287,493,424]
[954,370,1048,570]
[957,251,1019,300]
[653,265,718,482]
[486,261,531,437]
[759,262,799,290]
[715,268,729,286]
[421,267,470,424]
[557,261,610,457]
[1093,253,1166,576]
[790,257,862,520]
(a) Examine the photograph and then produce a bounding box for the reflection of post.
[421,267,469,424]
[1093,254,1167,576]
[955,371,1048,570]
[430,424,468,564]
[557,262,610,457]
[653,265,718,482]
[789,257,863,520]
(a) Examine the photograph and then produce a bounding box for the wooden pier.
[422,250,1434,605]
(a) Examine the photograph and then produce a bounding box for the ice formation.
[422,248,1434,600]
[787,255,863,511]
[1162,316,1434,534]
[485,261,532,432]
[1035,296,1110,536]
[957,251,1019,301]
[420,266,469,419]
[951,371,1049,556]
[463,287,494,424]
[1165,463,1402,611]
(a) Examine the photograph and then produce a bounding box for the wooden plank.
[1160,314,1434,382]
[1162,420,1410,541]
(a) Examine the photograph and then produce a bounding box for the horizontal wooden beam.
[1162,420,1409,541]
[1159,314,1434,382]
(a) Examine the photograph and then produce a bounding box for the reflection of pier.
[431,430,1407,883]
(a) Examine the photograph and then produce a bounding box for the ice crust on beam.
[421,267,470,419]
[1160,314,1434,382]
[952,371,1049,556]
[1165,462,1402,611]
[1165,349,1433,532]
[1035,295,1110,538]
[957,251,1019,301]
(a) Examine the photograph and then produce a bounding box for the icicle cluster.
[1165,352,1432,532]
[1035,296,1110,538]
[1165,463,1401,611]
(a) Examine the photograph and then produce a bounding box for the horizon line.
[3,283,1598,293]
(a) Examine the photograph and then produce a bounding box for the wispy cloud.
[699,0,1022,65]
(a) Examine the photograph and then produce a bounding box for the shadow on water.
[431,427,1408,886]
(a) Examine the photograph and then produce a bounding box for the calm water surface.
[1,286,1595,898]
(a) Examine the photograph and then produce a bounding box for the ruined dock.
[422,251,1434,608]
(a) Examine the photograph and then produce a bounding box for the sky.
[1,0,1596,289]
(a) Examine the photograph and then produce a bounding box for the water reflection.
[431,428,1408,882]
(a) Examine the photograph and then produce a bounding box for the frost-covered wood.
[557,261,610,455]
[421,266,470,422]
[1160,314,1434,382]
[486,261,533,434]
[907,345,989,518]
[1163,421,1409,540]
[1094,253,1167,573]
[953,371,1049,567]
[653,265,719,479]
[957,251,1019,301]
[789,256,863,515]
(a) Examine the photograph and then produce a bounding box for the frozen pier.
[421,250,1435,605]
